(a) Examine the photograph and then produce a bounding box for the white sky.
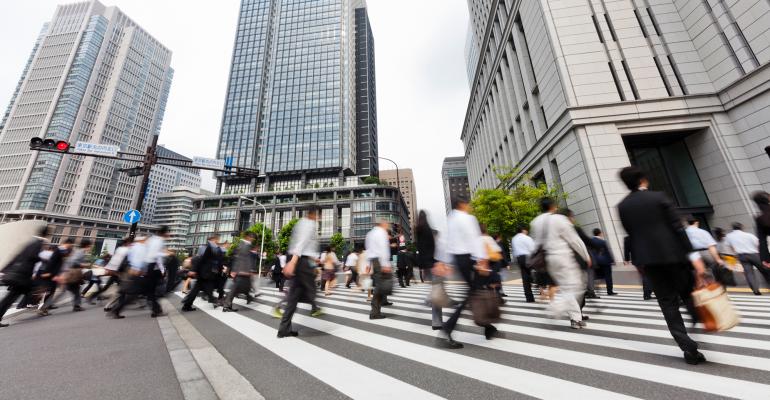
[0,0,470,230]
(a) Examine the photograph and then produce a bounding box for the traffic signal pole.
[29,135,260,239]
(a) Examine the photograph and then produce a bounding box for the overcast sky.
[0,0,470,230]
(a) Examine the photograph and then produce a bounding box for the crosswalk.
[175,282,770,400]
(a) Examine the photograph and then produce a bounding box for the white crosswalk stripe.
[175,282,770,399]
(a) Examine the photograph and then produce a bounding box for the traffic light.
[29,137,70,153]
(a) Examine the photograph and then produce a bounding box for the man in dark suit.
[624,236,653,300]
[182,234,223,311]
[222,232,256,312]
[589,229,616,296]
[0,225,48,327]
[617,166,706,365]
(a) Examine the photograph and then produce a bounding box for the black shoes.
[369,314,386,320]
[499,293,508,297]
[484,326,498,340]
[222,307,239,313]
[585,292,600,299]
[73,305,84,312]
[607,292,618,296]
[382,302,393,306]
[181,306,197,312]
[431,326,442,330]
[277,331,299,338]
[643,295,652,300]
[437,334,464,349]
[109,313,126,319]
[151,312,167,318]
[582,315,589,321]
[754,291,762,296]
[684,350,706,365]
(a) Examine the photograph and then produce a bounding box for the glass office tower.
[216,0,377,195]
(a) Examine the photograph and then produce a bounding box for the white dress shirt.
[512,233,536,257]
[105,246,130,272]
[365,226,391,267]
[529,212,590,261]
[686,226,717,250]
[288,217,319,258]
[345,252,359,267]
[725,230,759,254]
[445,209,486,260]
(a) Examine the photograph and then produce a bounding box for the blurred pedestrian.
[618,166,706,365]
[344,248,360,289]
[480,225,504,303]
[271,251,286,291]
[164,249,181,294]
[416,210,443,329]
[278,208,324,338]
[90,237,131,307]
[512,226,536,303]
[685,216,724,278]
[0,225,48,327]
[366,219,393,320]
[590,228,616,296]
[321,246,340,296]
[624,236,652,300]
[531,200,589,329]
[223,232,256,312]
[726,222,767,295]
[437,197,494,349]
[182,234,223,311]
[46,238,93,313]
[36,238,74,315]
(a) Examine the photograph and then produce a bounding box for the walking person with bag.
[618,166,707,365]
[590,229,617,296]
[512,226,536,303]
[727,221,768,294]
[44,238,93,314]
[530,199,590,329]
[437,197,495,349]
[366,219,394,319]
[0,225,48,327]
[321,246,340,296]
[416,210,444,330]
[181,235,223,312]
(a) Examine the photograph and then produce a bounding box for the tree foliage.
[277,218,299,253]
[329,232,346,258]
[363,176,382,185]
[228,222,277,260]
[471,167,565,241]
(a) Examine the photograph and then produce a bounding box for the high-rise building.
[144,146,201,224]
[442,157,470,214]
[0,0,173,222]
[379,169,417,229]
[154,186,210,251]
[187,0,406,250]
[462,0,770,256]
[215,0,378,195]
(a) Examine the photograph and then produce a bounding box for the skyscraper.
[215,0,378,195]
[462,0,770,257]
[0,0,173,221]
[379,169,416,229]
[144,146,201,224]
[441,157,470,214]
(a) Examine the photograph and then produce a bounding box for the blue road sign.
[123,209,142,224]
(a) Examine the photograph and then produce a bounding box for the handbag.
[64,268,84,284]
[361,277,373,291]
[431,282,452,308]
[692,283,740,332]
[528,216,551,273]
[470,289,501,326]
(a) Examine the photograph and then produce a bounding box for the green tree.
[329,232,346,258]
[228,222,277,261]
[277,218,299,253]
[363,176,381,185]
[471,167,565,241]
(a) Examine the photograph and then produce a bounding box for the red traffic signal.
[29,137,70,153]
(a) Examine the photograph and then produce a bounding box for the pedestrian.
[726,222,767,295]
[480,225,505,303]
[181,234,223,311]
[277,208,324,338]
[437,196,494,349]
[624,236,652,300]
[0,225,48,327]
[617,166,707,365]
[344,248,360,289]
[222,232,257,312]
[512,226,536,302]
[560,209,598,300]
[36,237,74,315]
[415,210,443,329]
[164,249,181,294]
[321,246,340,296]
[396,229,410,288]
[495,233,510,296]
[590,228,617,296]
[110,227,170,318]
[751,191,770,291]
[90,238,131,306]
[685,216,725,278]
[366,219,394,320]
[531,200,590,329]
[357,250,373,301]
[271,251,286,291]
[47,238,93,313]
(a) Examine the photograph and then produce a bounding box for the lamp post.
[240,196,267,295]
[370,155,409,234]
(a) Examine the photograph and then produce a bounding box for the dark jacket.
[589,236,613,267]
[756,205,770,262]
[231,240,254,275]
[415,225,435,269]
[39,246,67,278]
[2,238,44,287]
[193,242,223,280]
[618,190,691,266]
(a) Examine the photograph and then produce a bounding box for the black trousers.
[224,275,252,308]
[274,274,285,290]
[90,275,120,299]
[370,260,393,317]
[113,270,162,315]
[396,267,408,287]
[517,255,535,302]
[645,263,698,353]
[182,277,216,309]
[600,263,614,293]
[0,284,32,320]
[278,258,318,335]
[346,270,359,288]
[444,254,493,334]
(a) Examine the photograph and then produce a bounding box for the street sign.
[123,209,142,224]
[74,141,119,157]
[192,156,225,170]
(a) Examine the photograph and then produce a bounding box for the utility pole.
[128,135,158,239]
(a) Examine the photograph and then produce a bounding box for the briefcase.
[470,289,501,326]
[692,283,740,332]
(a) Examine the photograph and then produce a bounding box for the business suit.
[624,236,652,299]
[0,238,44,325]
[589,236,614,294]
[618,189,698,353]
[182,242,222,309]
[416,224,442,328]
[223,240,255,310]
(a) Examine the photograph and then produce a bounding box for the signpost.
[74,142,119,157]
[123,209,142,224]
[192,156,225,170]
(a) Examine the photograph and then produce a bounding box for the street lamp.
[369,156,404,231]
[240,196,267,295]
